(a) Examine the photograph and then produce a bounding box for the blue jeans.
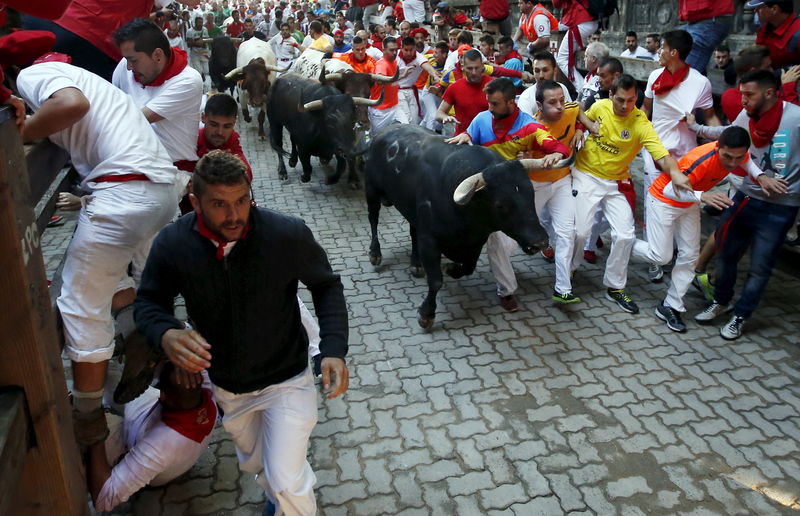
[714,193,799,318]
[681,20,732,74]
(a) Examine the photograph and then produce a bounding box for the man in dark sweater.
[135,150,348,515]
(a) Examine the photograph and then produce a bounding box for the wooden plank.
[25,139,69,210]
[0,105,87,515]
[0,389,29,516]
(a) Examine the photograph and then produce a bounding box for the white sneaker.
[694,301,731,323]
[648,264,664,283]
[720,315,746,340]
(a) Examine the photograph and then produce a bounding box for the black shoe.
[605,288,639,314]
[312,354,322,378]
[499,295,519,312]
[655,303,687,332]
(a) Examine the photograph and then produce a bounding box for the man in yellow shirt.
[571,74,690,313]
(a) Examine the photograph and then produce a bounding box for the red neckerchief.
[401,53,416,64]
[496,49,522,66]
[749,100,784,148]
[160,389,217,444]
[492,107,521,141]
[651,64,690,96]
[136,46,188,87]
[196,211,250,260]
[371,34,383,50]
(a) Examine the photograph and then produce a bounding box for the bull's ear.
[453,172,486,205]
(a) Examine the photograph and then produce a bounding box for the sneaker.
[47,215,65,227]
[584,250,597,264]
[605,288,639,314]
[691,272,715,302]
[552,291,581,304]
[499,295,518,312]
[655,304,687,332]
[694,301,731,323]
[648,264,664,283]
[540,246,555,263]
[720,314,746,340]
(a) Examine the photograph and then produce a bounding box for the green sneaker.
[692,272,715,302]
[552,291,581,304]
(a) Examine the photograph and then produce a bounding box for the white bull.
[292,48,355,81]
[224,37,287,139]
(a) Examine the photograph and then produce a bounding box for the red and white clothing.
[518,3,558,45]
[402,0,425,23]
[269,33,300,65]
[552,0,597,90]
[186,27,210,76]
[197,129,253,181]
[442,75,492,135]
[17,62,185,362]
[113,48,204,164]
[396,51,427,124]
[97,376,217,511]
[369,57,400,133]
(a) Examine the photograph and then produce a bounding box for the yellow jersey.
[530,102,579,183]
[309,36,331,51]
[575,99,669,181]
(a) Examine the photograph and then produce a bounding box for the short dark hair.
[535,80,563,103]
[205,93,239,118]
[715,43,730,54]
[463,49,483,63]
[193,150,250,198]
[309,20,322,33]
[280,22,290,29]
[434,41,449,53]
[479,34,495,46]
[661,29,693,61]
[352,35,364,45]
[457,30,473,45]
[610,73,637,94]
[734,45,770,77]
[486,78,516,101]
[598,56,623,75]
[718,126,751,149]
[739,68,780,91]
[765,0,794,13]
[401,36,415,47]
[114,18,171,57]
[625,31,637,39]
[498,36,514,48]
[532,51,557,69]
[646,33,660,42]
[383,36,397,47]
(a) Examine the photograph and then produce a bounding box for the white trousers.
[585,209,609,252]
[402,0,426,23]
[487,231,519,296]
[555,21,598,91]
[369,105,399,136]
[420,89,442,131]
[531,174,576,294]
[215,368,318,516]
[631,194,701,312]
[571,169,635,289]
[396,89,419,125]
[60,181,178,363]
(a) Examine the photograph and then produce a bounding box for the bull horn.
[369,66,400,84]
[265,64,290,73]
[300,99,325,112]
[453,172,486,205]
[519,151,576,172]
[322,72,344,82]
[224,66,243,80]
[353,88,384,107]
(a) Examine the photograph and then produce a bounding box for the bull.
[208,36,238,94]
[364,124,574,329]
[267,73,381,187]
[224,37,287,139]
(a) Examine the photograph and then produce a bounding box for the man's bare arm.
[702,106,721,127]
[642,96,652,120]
[22,87,90,142]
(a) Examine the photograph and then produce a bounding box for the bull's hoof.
[288,157,298,168]
[418,315,434,330]
[444,263,465,279]
[300,172,312,183]
[279,170,288,180]
[319,157,331,166]
[243,115,252,123]
[409,265,425,278]
[369,254,382,266]
[259,134,266,141]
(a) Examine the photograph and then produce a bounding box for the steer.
[224,37,286,139]
[267,73,381,187]
[365,124,574,329]
[208,36,238,94]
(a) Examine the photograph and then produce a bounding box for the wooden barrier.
[0,105,86,514]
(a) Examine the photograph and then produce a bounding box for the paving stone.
[480,483,528,510]
[548,473,587,511]
[607,477,653,498]
[318,481,368,505]
[446,471,495,497]
[415,460,464,483]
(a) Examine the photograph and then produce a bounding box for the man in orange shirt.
[334,35,377,73]
[369,36,407,134]
[630,127,768,332]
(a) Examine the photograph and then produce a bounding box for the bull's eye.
[515,186,519,192]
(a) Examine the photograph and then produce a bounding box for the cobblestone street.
[41,118,800,515]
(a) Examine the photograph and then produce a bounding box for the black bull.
[365,124,574,329]
[209,36,238,94]
[267,74,380,187]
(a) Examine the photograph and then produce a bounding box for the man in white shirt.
[356,29,385,60]
[576,41,608,110]
[269,21,301,67]
[641,29,721,282]
[518,51,572,117]
[620,31,654,60]
[17,57,186,449]
[113,18,204,174]
[396,36,441,124]
[186,16,211,84]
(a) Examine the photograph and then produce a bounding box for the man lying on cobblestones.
[135,151,349,515]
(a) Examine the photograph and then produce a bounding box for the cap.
[457,43,472,57]
[436,2,449,10]
[0,30,57,69]
[409,27,429,38]
[334,29,345,36]
[745,0,791,6]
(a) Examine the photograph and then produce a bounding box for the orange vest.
[520,4,559,42]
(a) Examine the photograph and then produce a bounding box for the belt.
[94,173,150,183]
[686,15,733,24]
[174,160,197,172]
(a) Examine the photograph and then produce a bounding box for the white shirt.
[270,33,300,61]
[186,27,210,58]
[397,52,427,88]
[645,66,713,159]
[577,72,601,106]
[444,50,459,74]
[113,57,203,162]
[165,32,187,52]
[518,81,573,117]
[95,377,215,511]
[16,62,180,189]
[366,45,384,61]
[620,46,655,60]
